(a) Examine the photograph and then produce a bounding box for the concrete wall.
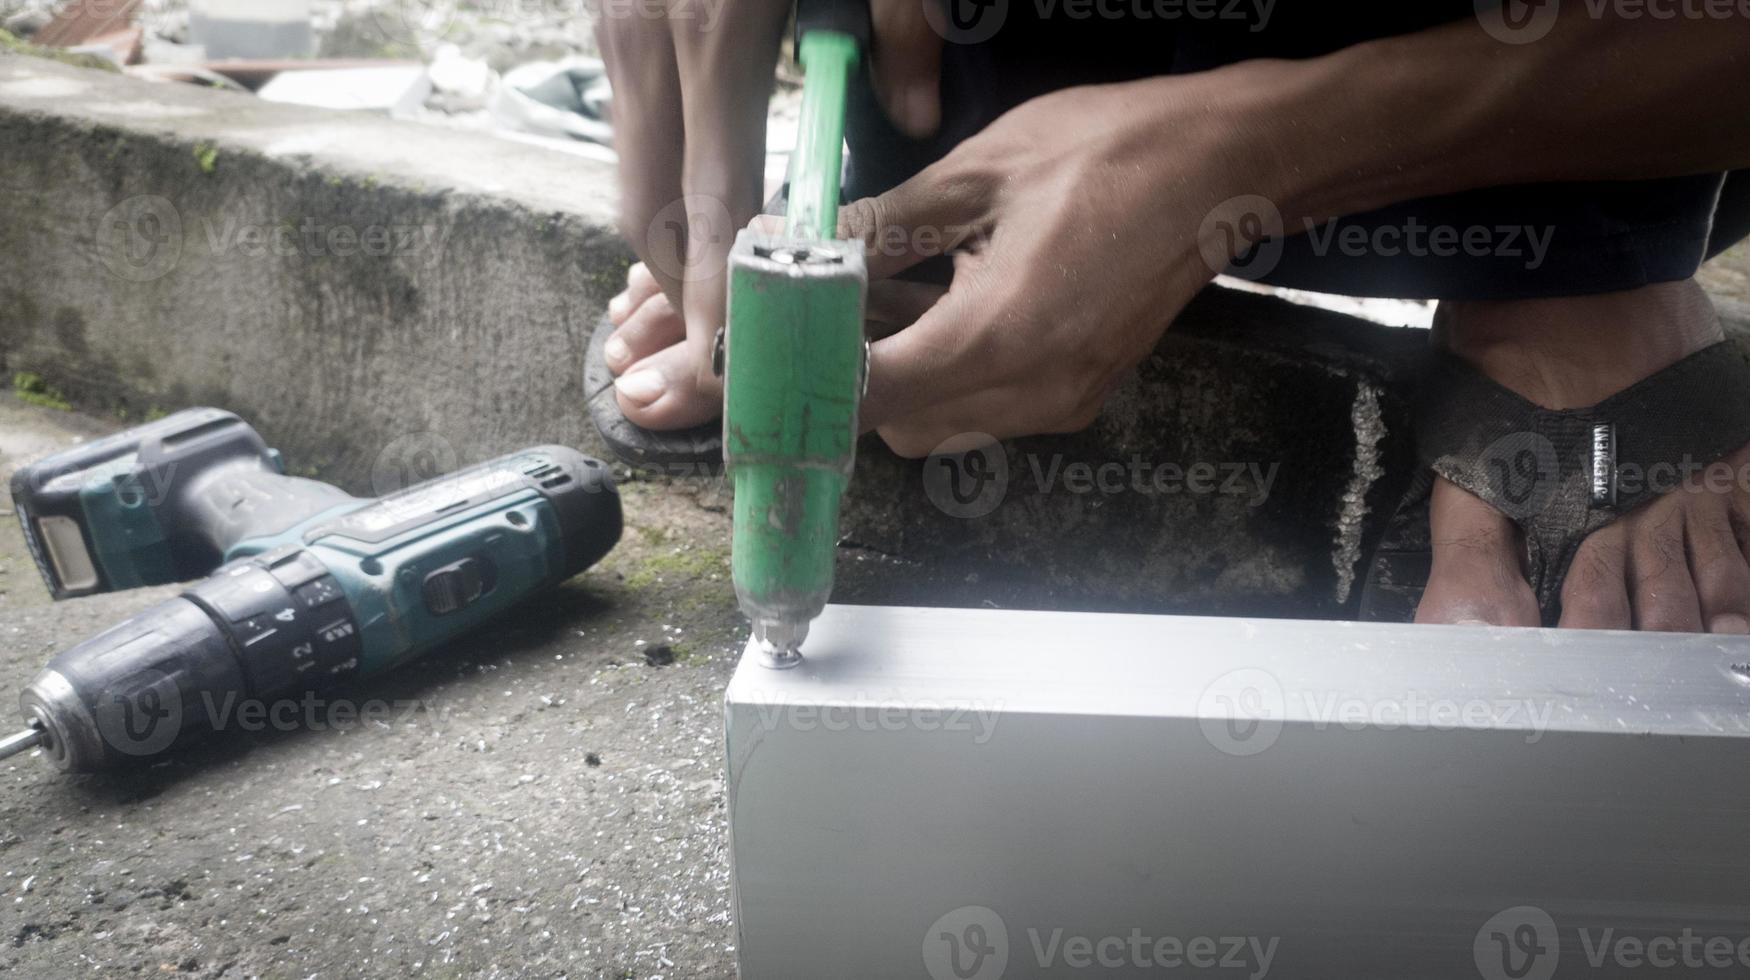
[0,53,630,484]
[0,53,1450,618]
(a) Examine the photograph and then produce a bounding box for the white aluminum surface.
[726,605,1750,979]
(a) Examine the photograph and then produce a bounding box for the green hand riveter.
[722,5,869,669]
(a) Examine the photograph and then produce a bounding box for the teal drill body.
[9,409,621,770]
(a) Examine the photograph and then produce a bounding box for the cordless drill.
[722,3,868,668]
[1,409,621,772]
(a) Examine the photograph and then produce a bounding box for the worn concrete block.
[0,53,630,490]
[839,286,1427,618]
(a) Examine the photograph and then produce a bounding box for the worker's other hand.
[596,1,944,431]
[845,73,1282,457]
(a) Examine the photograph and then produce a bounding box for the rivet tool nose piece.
[752,619,809,670]
[756,640,804,671]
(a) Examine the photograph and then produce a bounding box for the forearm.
[1257,11,1750,223]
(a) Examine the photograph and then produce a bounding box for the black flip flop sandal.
[584,313,723,475]
[1361,340,1750,625]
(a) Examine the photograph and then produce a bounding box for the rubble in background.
[1,0,601,63]
[0,1,615,153]
[3,0,804,178]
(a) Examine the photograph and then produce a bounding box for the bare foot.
[603,263,723,430]
[1418,279,1750,633]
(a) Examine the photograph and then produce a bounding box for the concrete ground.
[0,394,752,978]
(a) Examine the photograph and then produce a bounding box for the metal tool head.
[751,619,810,669]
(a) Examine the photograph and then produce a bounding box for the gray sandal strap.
[1418,341,1750,620]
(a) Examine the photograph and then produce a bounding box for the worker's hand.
[845,71,1286,457]
[596,1,945,431]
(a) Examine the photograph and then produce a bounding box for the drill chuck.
[19,542,379,772]
[20,595,241,771]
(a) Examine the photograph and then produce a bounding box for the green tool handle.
[788,30,860,240]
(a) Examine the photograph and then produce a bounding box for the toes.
[608,262,665,326]
[1569,483,1750,635]
[1628,507,1704,633]
[1558,524,1633,630]
[614,342,723,430]
[1685,498,1750,634]
[1417,479,1540,627]
[604,290,685,374]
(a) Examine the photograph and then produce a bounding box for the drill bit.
[0,720,44,762]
